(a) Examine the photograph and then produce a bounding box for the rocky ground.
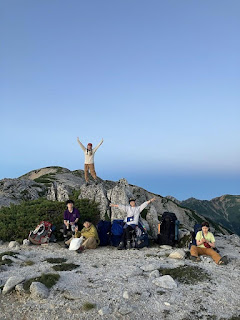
[0,235,240,320]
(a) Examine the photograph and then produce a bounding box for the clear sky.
[1,0,239,200]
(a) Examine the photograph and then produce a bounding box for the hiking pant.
[121,225,135,243]
[190,245,221,264]
[84,164,97,182]
[82,237,98,249]
[63,223,77,237]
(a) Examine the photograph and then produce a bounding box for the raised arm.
[93,138,104,152]
[139,197,156,212]
[109,203,119,208]
[77,137,86,151]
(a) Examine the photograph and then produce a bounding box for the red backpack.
[28,221,52,245]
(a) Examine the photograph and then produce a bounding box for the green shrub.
[52,263,79,271]
[82,302,96,311]
[45,257,67,264]
[0,197,100,242]
[23,273,60,292]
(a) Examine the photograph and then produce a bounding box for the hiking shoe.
[218,256,228,265]
[77,246,85,253]
[126,241,131,250]
[190,255,200,262]
[94,181,98,185]
[117,242,125,250]
[85,182,89,186]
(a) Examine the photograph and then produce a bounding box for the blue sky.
[1,0,239,200]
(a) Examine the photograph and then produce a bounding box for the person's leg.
[82,237,97,249]
[84,164,89,182]
[89,163,97,181]
[204,248,222,264]
[63,223,70,238]
[190,245,205,261]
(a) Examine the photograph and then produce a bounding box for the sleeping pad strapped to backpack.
[28,221,52,245]
[157,212,179,246]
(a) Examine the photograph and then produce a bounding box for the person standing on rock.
[77,137,103,186]
[63,200,80,239]
[110,197,156,249]
[190,221,228,265]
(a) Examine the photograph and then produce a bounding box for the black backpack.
[157,212,179,246]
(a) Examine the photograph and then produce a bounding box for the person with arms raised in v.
[77,137,103,186]
[110,197,156,249]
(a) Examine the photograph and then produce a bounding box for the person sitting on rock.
[72,217,100,251]
[110,197,156,249]
[77,137,103,186]
[63,200,80,239]
[190,221,228,265]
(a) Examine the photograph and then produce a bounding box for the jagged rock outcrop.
[0,178,46,207]
[0,166,232,237]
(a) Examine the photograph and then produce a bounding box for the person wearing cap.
[190,221,228,265]
[77,137,104,185]
[63,200,80,239]
[110,197,156,249]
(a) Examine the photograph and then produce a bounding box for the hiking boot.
[117,241,125,250]
[94,180,98,185]
[85,182,89,186]
[190,255,200,262]
[126,241,131,250]
[218,256,228,265]
[77,246,85,253]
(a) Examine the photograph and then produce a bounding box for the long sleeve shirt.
[75,224,100,245]
[118,201,149,226]
[77,139,103,164]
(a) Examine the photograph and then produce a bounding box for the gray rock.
[30,282,49,299]
[169,249,186,259]
[118,304,134,315]
[8,241,20,249]
[98,306,112,316]
[152,275,178,289]
[0,240,4,245]
[149,269,160,280]
[23,239,30,246]
[123,290,130,299]
[140,262,161,272]
[2,276,25,294]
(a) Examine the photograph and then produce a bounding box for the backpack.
[28,221,52,245]
[131,220,149,249]
[110,219,124,247]
[96,220,111,246]
[157,212,179,246]
[189,223,202,248]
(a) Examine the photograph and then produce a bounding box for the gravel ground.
[0,235,240,320]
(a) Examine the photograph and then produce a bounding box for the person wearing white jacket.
[77,137,103,185]
[110,197,156,249]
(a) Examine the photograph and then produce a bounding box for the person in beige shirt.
[77,137,103,185]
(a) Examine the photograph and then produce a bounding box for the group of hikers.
[61,138,228,265]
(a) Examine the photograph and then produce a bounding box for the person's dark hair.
[83,217,92,223]
[129,198,136,203]
[201,221,209,228]
[66,200,74,205]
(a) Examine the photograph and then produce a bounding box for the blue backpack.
[110,219,124,247]
[96,220,112,246]
[189,223,202,249]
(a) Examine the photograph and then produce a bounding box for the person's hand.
[70,222,74,226]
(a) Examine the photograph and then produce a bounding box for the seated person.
[110,197,156,249]
[63,200,80,239]
[190,221,227,265]
[66,217,100,250]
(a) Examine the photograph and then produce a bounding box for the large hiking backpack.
[131,220,149,249]
[96,220,111,246]
[110,219,124,247]
[28,221,52,245]
[157,212,179,246]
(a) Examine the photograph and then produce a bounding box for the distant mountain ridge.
[181,195,240,236]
